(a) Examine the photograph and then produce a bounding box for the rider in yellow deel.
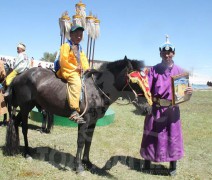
[4,43,29,97]
[56,25,89,124]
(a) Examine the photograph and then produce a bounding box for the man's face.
[160,50,175,64]
[70,29,83,44]
[17,47,24,54]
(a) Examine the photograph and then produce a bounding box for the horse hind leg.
[41,109,47,133]
[40,110,53,133]
[46,112,54,133]
[5,112,21,155]
[20,109,31,158]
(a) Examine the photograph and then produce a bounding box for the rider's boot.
[69,110,86,124]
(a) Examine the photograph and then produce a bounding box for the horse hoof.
[76,165,84,173]
[82,160,93,170]
[45,129,51,134]
[25,154,33,161]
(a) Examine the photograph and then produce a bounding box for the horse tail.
[5,117,20,155]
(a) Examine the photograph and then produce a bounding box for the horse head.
[104,56,153,115]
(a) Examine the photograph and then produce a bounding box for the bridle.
[121,71,145,99]
[91,70,145,105]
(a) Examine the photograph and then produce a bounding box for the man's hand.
[183,86,193,101]
[185,86,193,95]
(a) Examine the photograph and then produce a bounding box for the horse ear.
[127,60,133,72]
[123,56,133,72]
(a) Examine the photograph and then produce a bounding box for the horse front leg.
[76,123,87,173]
[82,123,96,169]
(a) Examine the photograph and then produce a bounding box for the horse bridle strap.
[91,72,140,105]
[91,74,131,105]
[126,71,153,105]
[91,74,111,101]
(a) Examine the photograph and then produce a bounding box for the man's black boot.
[169,161,177,176]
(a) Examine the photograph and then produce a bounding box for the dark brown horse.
[5,57,152,172]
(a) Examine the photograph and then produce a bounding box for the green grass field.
[0,91,211,180]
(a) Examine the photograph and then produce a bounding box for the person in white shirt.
[4,43,30,97]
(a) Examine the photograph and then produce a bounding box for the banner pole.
[91,39,95,69]
[88,37,93,66]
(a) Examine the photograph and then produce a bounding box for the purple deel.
[140,62,185,162]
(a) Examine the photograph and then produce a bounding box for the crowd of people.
[0,57,55,70]
[0,57,15,68]
[37,62,54,69]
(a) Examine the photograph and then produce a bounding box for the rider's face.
[17,47,24,54]
[70,29,83,44]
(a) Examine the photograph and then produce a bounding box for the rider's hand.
[76,65,82,73]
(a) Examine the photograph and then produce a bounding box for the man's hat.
[159,35,175,52]
[70,25,84,32]
[17,43,26,50]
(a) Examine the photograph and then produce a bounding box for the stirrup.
[69,111,86,124]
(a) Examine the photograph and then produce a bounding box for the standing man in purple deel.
[140,35,193,176]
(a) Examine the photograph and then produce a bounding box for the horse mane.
[98,56,145,73]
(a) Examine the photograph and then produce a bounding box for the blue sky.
[0,0,212,82]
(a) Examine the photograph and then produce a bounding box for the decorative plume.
[86,12,95,39]
[94,16,100,39]
[72,14,83,27]
[75,0,86,28]
[59,11,71,40]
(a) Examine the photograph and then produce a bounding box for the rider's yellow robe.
[56,43,89,112]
